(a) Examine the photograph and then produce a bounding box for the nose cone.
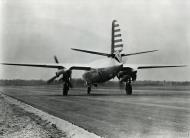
[107,64,123,76]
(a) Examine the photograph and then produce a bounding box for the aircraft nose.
[118,64,123,70]
[112,64,123,74]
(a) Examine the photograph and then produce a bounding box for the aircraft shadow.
[44,93,126,97]
[43,93,190,97]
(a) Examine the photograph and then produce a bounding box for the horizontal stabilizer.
[71,48,111,57]
[121,50,158,57]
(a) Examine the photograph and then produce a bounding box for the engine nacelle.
[120,75,131,82]
[131,71,137,81]
[56,69,66,77]
[56,69,72,82]
[118,68,137,82]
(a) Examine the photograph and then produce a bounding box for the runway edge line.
[0,92,101,138]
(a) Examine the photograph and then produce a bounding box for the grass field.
[0,79,190,91]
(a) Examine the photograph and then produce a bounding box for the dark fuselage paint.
[82,65,122,84]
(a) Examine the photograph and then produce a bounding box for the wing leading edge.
[2,63,64,69]
[2,63,186,70]
[137,65,187,69]
[1,63,91,70]
[124,64,187,70]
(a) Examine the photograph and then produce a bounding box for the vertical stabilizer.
[111,20,123,54]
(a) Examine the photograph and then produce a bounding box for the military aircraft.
[2,20,186,96]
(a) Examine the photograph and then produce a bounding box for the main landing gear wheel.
[63,82,69,96]
[125,83,132,95]
[87,86,91,95]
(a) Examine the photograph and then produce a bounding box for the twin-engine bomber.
[2,20,186,96]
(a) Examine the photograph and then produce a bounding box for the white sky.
[0,0,190,81]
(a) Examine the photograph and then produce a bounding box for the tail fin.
[111,20,123,54]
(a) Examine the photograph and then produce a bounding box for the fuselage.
[82,58,123,84]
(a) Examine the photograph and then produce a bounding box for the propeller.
[60,70,73,88]
[64,70,72,88]
[68,71,73,88]
[47,75,57,84]
[47,56,73,88]
[54,55,59,64]
[47,55,61,84]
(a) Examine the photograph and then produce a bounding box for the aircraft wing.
[1,63,91,70]
[137,65,187,69]
[123,64,187,70]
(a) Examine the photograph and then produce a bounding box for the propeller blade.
[58,77,63,82]
[56,70,73,87]
[47,75,57,84]
[69,70,73,88]
[54,56,59,64]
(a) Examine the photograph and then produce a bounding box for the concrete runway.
[1,85,190,138]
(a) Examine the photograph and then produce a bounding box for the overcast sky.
[0,0,190,81]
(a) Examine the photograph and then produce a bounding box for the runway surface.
[1,85,190,138]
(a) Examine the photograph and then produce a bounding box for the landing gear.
[87,86,91,95]
[63,82,69,96]
[125,82,132,95]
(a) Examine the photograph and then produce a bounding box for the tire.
[63,82,69,96]
[87,87,91,94]
[125,83,132,95]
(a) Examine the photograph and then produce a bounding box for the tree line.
[0,79,189,87]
